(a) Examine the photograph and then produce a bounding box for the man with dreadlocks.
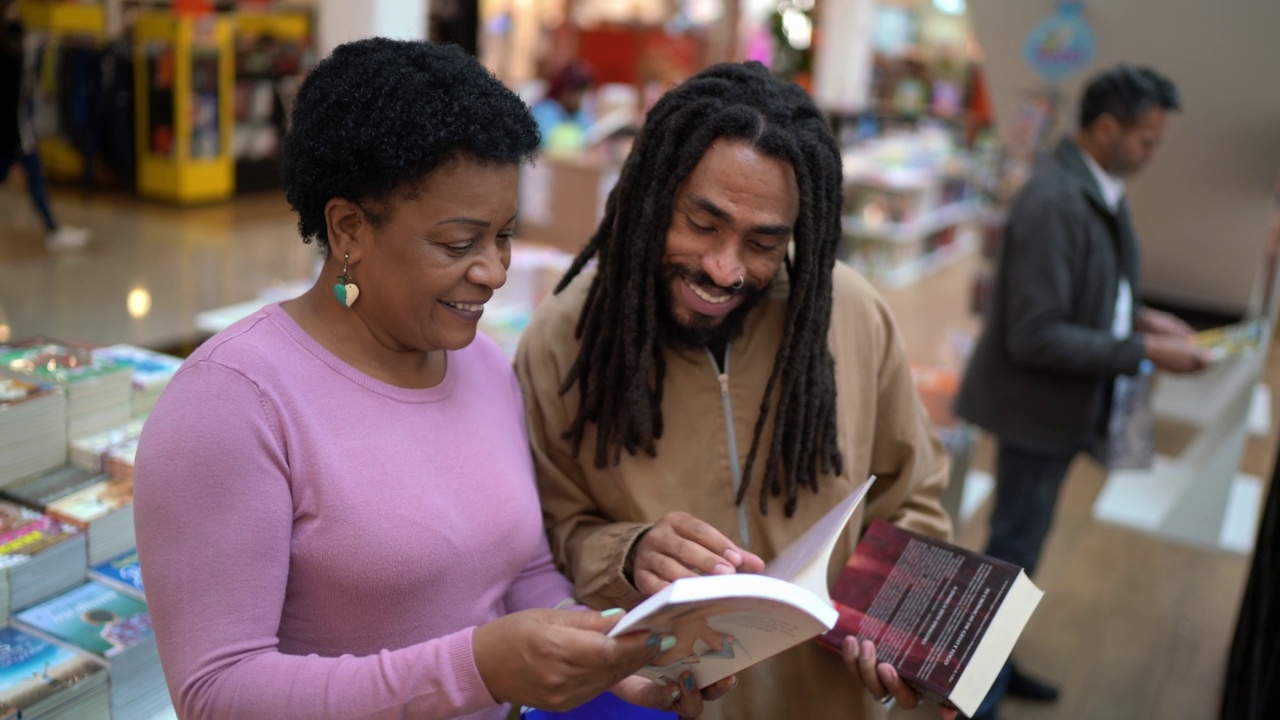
[515,61,953,719]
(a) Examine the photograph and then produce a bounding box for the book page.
[762,476,876,599]
[609,575,836,688]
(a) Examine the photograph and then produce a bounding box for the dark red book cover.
[817,520,1023,705]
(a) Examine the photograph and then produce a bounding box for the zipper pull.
[718,373,730,396]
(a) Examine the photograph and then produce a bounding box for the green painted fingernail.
[671,689,682,701]
[683,676,695,690]
[601,608,624,618]
[647,633,661,649]
[660,636,677,652]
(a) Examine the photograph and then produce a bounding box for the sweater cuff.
[450,627,502,715]
[576,522,654,610]
[1117,336,1147,375]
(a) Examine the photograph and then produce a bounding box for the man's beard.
[656,264,768,351]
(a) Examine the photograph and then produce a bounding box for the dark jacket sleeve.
[1002,188,1146,377]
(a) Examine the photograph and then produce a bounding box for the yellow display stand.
[134,13,235,204]
[234,12,310,43]
[18,0,106,182]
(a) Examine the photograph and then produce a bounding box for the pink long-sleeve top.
[134,303,575,719]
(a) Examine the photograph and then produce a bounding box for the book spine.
[42,510,91,531]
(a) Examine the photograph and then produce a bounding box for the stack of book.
[1,466,103,513]
[106,440,139,485]
[0,378,67,489]
[0,467,132,568]
[0,345,132,440]
[88,549,145,602]
[0,625,110,719]
[92,345,183,417]
[0,502,86,618]
[14,582,169,720]
[69,418,147,476]
[43,479,136,567]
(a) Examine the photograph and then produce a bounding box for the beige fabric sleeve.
[513,329,653,610]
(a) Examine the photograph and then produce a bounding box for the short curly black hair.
[1080,64,1180,130]
[282,38,540,251]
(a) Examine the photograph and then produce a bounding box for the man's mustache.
[663,265,758,296]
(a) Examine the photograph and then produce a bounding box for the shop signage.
[1023,1,1095,80]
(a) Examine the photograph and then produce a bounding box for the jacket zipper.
[707,347,751,549]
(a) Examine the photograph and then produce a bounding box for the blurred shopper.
[531,60,594,152]
[0,2,88,250]
[955,64,1213,719]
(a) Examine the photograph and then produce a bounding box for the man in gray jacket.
[954,64,1212,719]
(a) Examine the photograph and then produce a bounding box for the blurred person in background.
[532,60,595,152]
[0,0,88,250]
[954,64,1213,720]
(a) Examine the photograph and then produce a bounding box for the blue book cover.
[92,345,183,390]
[88,549,145,600]
[14,583,151,660]
[0,626,102,717]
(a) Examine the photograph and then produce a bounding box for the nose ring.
[731,276,744,290]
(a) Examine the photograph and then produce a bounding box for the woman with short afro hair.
[134,38,731,719]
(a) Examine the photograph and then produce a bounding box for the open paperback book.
[1192,319,1264,361]
[607,477,1043,714]
[606,477,877,689]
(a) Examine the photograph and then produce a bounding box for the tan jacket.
[515,262,952,720]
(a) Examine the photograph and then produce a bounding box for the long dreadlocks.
[554,61,845,517]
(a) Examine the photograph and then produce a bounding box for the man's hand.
[842,637,958,720]
[612,672,738,717]
[627,512,765,596]
[1136,308,1195,338]
[1141,333,1215,374]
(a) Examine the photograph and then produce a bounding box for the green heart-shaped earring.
[333,252,360,308]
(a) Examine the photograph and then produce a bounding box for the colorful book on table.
[13,583,152,660]
[0,625,103,719]
[88,550,145,601]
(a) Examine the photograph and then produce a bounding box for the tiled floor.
[0,185,318,351]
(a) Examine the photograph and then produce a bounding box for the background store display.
[134,11,234,204]
[0,343,132,441]
[839,127,990,288]
[189,49,219,158]
[0,625,110,719]
[91,344,181,417]
[231,10,309,193]
[87,548,144,602]
[0,502,85,617]
[0,329,167,718]
[14,581,168,719]
[143,41,175,157]
[0,377,66,487]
